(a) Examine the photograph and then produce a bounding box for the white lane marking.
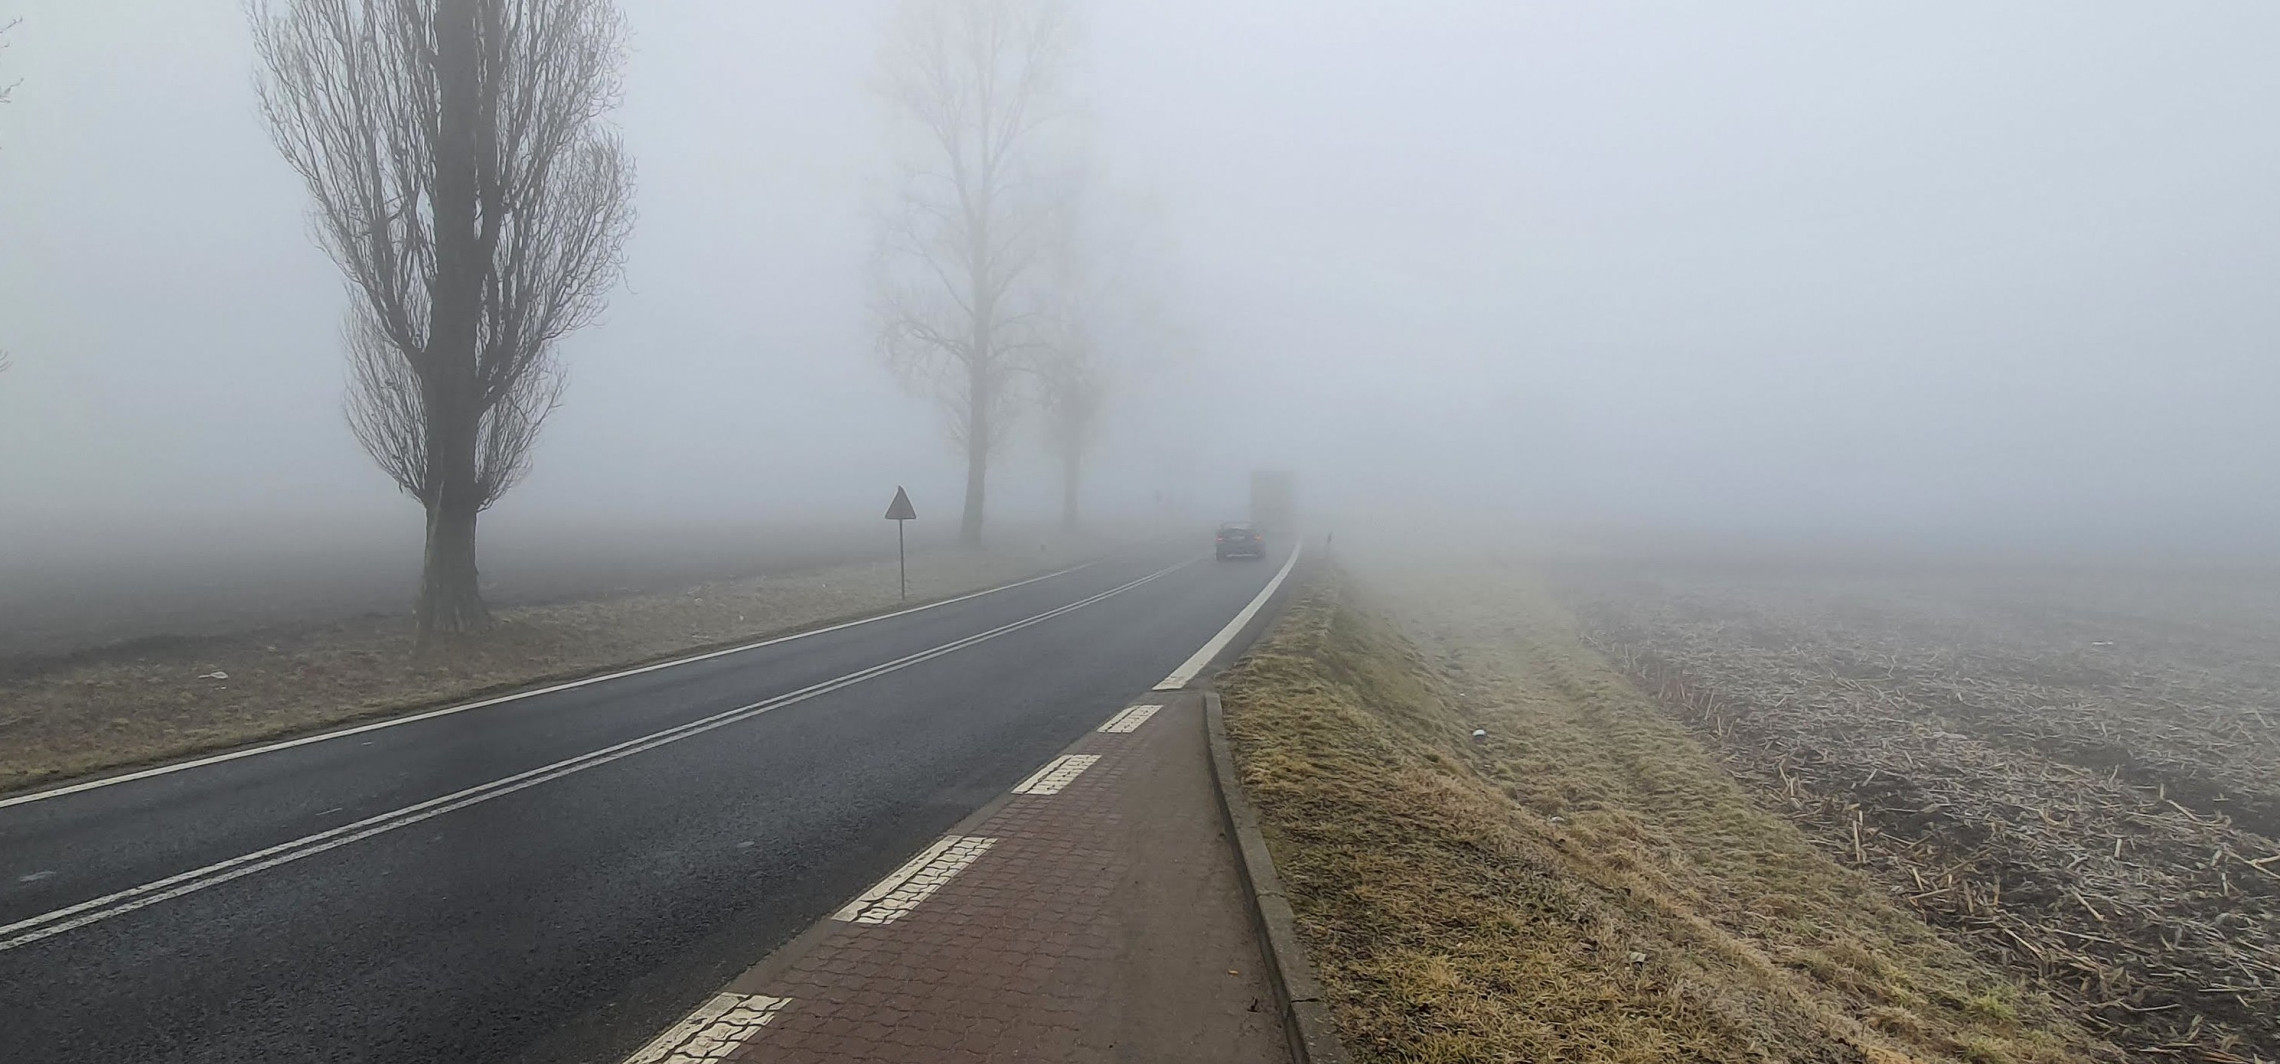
[17,871,54,883]
[1154,542,1303,691]
[1010,754,1100,796]
[0,561,1192,953]
[623,992,790,1064]
[0,557,1118,811]
[831,835,997,925]
[1097,704,1162,733]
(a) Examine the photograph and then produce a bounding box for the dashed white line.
[623,992,790,1064]
[1097,704,1162,733]
[1010,754,1100,796]
[831,835,997,925]
[1154,542,1303,690]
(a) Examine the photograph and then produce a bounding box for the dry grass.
[1216,560,2105,1064]
[0,542,1090,794]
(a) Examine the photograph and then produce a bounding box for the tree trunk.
[417,489,487,639]
[414,359,489,639]
[962,199,992,547]
[415,0,491,641]
[1059,448,1080,533]
[961,357,988,546]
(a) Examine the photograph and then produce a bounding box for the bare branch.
[0,17,18,106]
[343,304,427,497]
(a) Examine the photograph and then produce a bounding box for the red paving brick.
[697,692,1285,1064]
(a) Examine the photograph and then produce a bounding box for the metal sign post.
[884,486,917,600]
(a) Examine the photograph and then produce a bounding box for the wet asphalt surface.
[0,542,1287,1064]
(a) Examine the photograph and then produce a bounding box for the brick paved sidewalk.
[626,691,1289,1064]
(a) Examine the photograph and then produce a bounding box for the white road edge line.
[1009,754,1101,796]
[0,556,1118,811]
[0,561,1192,953]
[1153,542,1303,690]
[1097,703,1161,733]
[622,992,791,1064]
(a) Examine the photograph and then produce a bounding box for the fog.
[3,2,2277,602]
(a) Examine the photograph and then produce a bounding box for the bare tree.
[876,0,1079,545]
[1036,320,1102,532]
[1026,198,1188,536]
[252,0,633,640]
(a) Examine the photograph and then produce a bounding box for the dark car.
[1215,521,1265,560]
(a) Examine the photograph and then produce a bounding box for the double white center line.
[0,559,1193,954]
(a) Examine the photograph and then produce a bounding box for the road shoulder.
[1205,689,1352,1064]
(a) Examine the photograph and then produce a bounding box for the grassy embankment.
[1216,561,2108,1064]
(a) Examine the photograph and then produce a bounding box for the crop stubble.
[1556,564,2280,1064]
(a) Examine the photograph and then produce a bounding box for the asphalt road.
[0,541,1294,1064]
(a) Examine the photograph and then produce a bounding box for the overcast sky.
[2,1,2276,563]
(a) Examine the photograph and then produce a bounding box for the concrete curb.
[1204,689,1355,1064]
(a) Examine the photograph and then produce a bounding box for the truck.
[1249,471,1296,537]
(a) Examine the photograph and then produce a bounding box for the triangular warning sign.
[884,486,917,521]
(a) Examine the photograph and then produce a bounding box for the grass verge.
[1216,561,2108,1064]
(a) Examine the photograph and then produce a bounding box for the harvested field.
[1553,561,2280,1064]
[0,540,1103,795]
[1218,561,2100,1064]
